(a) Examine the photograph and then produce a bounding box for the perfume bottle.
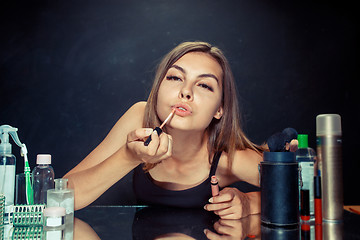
[46,178,74,226]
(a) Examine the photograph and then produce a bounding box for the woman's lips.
[173,103,192,117]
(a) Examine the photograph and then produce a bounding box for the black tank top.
[133,152,222,208]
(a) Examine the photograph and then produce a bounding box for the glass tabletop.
[73,206,360,240]
[3,205,359,239]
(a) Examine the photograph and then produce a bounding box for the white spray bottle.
[0,125,33,223]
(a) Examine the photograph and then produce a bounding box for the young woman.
[64,41,263,220]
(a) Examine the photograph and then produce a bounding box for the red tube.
[314,174,322,224]
[301,189,310,221]
[315,198,322,224]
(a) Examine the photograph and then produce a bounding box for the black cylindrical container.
[260,152,299,227]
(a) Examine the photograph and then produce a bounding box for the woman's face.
[156,52,223,132]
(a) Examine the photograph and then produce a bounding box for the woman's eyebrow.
[170,64,186,74]
[198,73,219,83]
[170,64,219,83]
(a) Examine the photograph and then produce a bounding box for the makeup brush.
[144,109,175,146]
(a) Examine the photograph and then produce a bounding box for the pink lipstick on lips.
[173,103,192,117]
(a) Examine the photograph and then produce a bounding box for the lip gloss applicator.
[144,109,176,146]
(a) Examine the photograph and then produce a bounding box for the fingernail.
[203,229,208,235]
[203,205,207,210]
[208,197,213,203]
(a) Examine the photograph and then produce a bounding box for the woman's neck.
[167,128,210,164]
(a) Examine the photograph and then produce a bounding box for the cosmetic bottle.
[296,134,316,219]
[32,154,55,204]
[316,114,343,222]
[0,125,17,224]
[47,178,74,226]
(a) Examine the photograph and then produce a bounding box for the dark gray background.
[1,0,358,205]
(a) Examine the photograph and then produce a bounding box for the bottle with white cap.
[32,154,55,204]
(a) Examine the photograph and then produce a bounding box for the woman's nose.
[178,86,193,101]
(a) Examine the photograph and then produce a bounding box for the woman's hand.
[204,187,251,220]
[126,128,173,164]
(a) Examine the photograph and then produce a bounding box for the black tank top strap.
[209,151,222,177]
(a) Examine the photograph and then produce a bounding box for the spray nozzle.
[0,125,28,155]
[0,125,17,154]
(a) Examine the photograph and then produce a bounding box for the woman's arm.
[63,102,147,210]
[227,149,262,216]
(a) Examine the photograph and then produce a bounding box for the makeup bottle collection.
[299,114,343,224]
[0,125,74,239]
[260,114,343,239]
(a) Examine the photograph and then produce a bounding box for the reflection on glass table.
[74,206,260,240]
[73,206,360,240]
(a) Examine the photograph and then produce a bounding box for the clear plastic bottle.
[0,153,15,224]
[296,134,316,218]
[32,154,55,204]
[0,126,16,224]
[47,178,74,226]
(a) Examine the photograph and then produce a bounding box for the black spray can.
[260,152,299,227]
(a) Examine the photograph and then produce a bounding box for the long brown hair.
[143,41,262,170]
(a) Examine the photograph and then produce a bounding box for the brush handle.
[144,127,162,146]
[24,161,34,205]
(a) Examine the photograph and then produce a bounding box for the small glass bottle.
[32,154,55,204]
[47,178,74,226]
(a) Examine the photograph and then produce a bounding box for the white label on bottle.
[300,161,315,215]
[0,165,15,206]
[46,216,63,227]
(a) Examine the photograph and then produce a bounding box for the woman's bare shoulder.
[234,148,263,164]
[107,101,147,138]
[123,101,147,118]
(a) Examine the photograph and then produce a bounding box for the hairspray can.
[316,114,343,222]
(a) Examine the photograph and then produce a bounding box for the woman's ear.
[214,106,223,120]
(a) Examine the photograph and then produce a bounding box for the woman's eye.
[166,76,181,81]
[198,83,214,92]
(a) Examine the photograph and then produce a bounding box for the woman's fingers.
[126,128,172,163]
